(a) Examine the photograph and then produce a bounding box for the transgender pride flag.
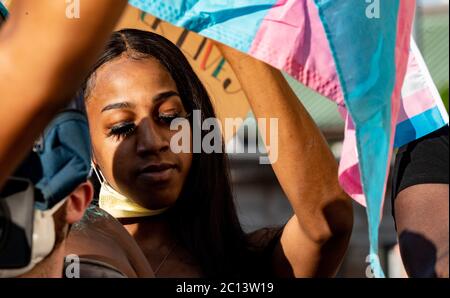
[128,0,449,277]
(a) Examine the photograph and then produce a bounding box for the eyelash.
[108,122,135,141]
[107,113,186,140]
[158,112,181,124]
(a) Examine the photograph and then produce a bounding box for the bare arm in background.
[0,0,127,187]
[218,44,353,277]
[393,126,449,278]
[395,184,449,277]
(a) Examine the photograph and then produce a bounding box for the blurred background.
[227,0,449,278]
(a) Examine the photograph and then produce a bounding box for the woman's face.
[86,56,192,209]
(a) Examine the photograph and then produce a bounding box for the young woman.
[70,28,353,277]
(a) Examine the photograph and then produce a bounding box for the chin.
[135,190,179,210]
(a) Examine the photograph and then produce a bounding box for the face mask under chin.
[92,163,170,218]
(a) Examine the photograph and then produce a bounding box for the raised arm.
[0,0,127,187]
[218,44,353,277]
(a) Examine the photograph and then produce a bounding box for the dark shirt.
[391,125,449,219]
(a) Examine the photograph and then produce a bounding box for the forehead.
[88,56,177,104]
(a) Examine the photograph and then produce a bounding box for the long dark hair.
[79,29,252,277]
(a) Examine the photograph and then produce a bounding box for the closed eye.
[158,113,181,125]
[107,122,136,141]
[158,112,191,125]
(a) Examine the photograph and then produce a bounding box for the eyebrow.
[101,102,135,113]
[152,91,180,103]
[101,91,180,113]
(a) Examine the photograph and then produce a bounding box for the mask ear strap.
[91,160,106,185]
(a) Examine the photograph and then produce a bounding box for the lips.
[137,162,176,184]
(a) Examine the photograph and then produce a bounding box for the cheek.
[90,129,108,172]
[180,152,193,176]
[92,134,131,186]
[92,143,114,181]
[169,129,193,177]
[108,140,136,182]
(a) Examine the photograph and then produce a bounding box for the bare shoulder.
[66,206,154,277]
[71,206,128,239]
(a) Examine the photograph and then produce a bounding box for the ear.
[65,180,94,224]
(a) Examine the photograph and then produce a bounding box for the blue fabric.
[314,0,402,277]
[34,111,92,210]
[395,106,448,148]
[128,0,277,53]
[0,1,8,20]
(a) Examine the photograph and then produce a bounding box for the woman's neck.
[119,215,184,276]
[119,215,176,249]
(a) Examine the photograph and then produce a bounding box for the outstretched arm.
[0,0,127,187]
[218,44,353,277]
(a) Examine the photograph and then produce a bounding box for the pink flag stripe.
[249,0,344,104]
[398,88,437,123]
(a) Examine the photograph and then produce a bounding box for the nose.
[136,118,170,156]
